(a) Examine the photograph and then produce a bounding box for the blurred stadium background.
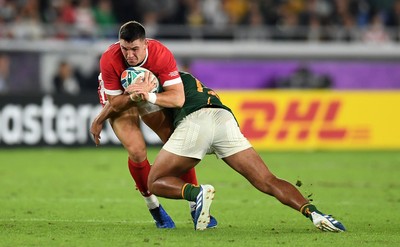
[0,0,400,150]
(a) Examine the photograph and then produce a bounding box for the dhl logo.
[239,100,369,142]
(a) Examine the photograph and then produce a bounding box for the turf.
[0,148,399,247]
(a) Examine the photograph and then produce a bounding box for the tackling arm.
[148,83,185,108]
[127,77,185,108]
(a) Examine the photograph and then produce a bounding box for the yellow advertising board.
[217,90,400,150]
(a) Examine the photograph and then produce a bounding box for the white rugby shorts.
[163,108,252,159]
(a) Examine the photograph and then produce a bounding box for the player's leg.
[222,148,345,232]
[148,149,214,230]
[222,148,308,209]
[140,108,173,143]
[149,109,224,230]
[141,108,198,185]
[110,107,175,228]
[110,108,148,191]
[213,108,345,232]
[148,149,200,199]
[141,107,208,225]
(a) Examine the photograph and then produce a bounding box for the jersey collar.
[136,48,148,67]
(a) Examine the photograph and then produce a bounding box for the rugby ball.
[120,67,159,93]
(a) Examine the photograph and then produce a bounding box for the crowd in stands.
[0,0,400,42]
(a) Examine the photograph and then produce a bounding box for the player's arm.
[127,73,185,108]
[107,94,134,112]
[90,102,117,146]
[106,93,138,112]
[90,87,145,146]
[151,83,185,108]
[106,73,157,111]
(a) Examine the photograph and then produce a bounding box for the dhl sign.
[217,90,400,150]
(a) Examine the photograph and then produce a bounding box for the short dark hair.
[119,21,146,42]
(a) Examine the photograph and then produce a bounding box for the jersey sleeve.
[155,45,182,87]
[100,53,124,96]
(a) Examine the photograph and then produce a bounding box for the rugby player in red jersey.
[92,21,216,228]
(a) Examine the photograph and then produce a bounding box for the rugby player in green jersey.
[127,71,346,232]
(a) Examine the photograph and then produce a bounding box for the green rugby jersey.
[171,71,233,127]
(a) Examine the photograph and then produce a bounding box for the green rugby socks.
[182,183,201,201]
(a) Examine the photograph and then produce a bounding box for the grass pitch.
[0,148,399,247]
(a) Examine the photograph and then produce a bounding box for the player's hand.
[127,71,157,94]
[90,120,103,146]
[128,91,143,102]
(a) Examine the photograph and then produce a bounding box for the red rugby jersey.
[98,39,181,104]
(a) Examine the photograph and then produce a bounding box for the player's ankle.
[300,203,319,218]
[144,194,159,210]
[182,183,201,201]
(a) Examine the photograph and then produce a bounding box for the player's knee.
[126,146,147,163]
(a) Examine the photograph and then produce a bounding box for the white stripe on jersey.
[105,89,124,95]
[163,77,182,87]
